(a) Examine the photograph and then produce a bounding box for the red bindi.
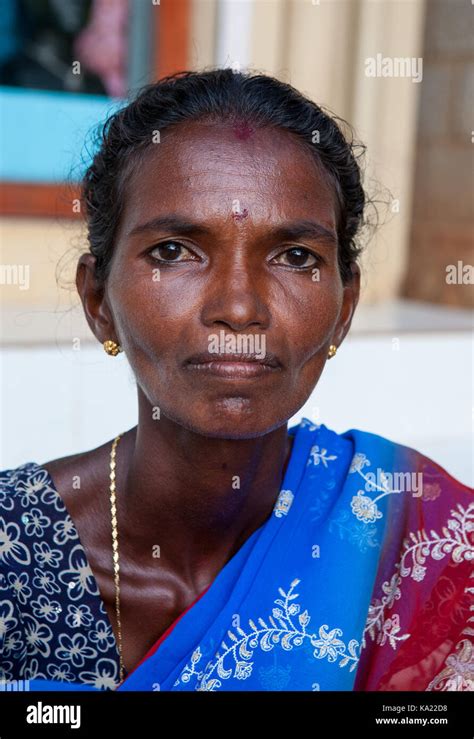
[232,208,249,221]
[232,121,254,141]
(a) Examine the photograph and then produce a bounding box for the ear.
[76,254,118,345]
[332,263,360,347]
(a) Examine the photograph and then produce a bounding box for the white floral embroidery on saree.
[426,571,474,692]
[307,445,337,468]
[173,578,360,691]
[361,503,474,690]
[273,490,294,518]
[348,453,404,523]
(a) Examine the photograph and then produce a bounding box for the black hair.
[81,67,375,287]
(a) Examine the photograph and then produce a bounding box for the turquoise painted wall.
[0,87,126,182]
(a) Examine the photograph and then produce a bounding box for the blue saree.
[24,417,473,692]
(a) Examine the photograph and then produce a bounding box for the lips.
[184,350,282,379]
[185,351,281,368]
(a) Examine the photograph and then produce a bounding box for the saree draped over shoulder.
[1,418,472,692]
[116,419,473,692]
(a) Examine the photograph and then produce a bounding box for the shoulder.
[338,425,472,496]
[0,460,80,635]
[0,461,74,555]
[0,462,56,515]
[299,418,472,512]
[0,461,46,485]
[40,445,109,498]
[38,426,137,505]
[323,424,473,543]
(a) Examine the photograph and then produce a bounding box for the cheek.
[107,274,194,358]
[275,279,343,362]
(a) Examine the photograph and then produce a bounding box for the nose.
[200,259,270,332]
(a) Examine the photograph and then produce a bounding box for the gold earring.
[103,340,123,356]
[327,344,337,359]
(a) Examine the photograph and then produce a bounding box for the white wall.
[290,331,472,486]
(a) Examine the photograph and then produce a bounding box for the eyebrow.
[127,214,337,246]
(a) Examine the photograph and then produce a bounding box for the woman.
[0,69,472,692]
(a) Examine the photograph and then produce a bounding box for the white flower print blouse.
[0,463,122,690]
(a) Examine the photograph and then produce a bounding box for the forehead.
[118,120,337,233]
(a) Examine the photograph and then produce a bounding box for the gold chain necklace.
[108,429,292,684]
[109,433,125,683]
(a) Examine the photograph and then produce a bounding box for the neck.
[116,401,293,579]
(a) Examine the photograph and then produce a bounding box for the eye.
[272,247,321,269]
[148,241,196,263]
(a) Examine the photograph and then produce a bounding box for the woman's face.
[78,120,360,438]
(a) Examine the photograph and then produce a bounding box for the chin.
[175,398,290,439]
